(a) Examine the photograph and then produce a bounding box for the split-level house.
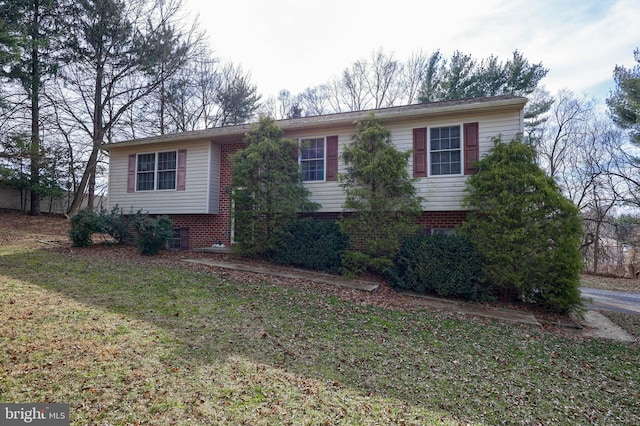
[105,94,527,250]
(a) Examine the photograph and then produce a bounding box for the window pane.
[158,171,176,190]
[301,138,324,160]
[137,172,154,191]
[158,151,176,171]
[303,159,324,181]
[301,138,325,181]
[137,153,155,172]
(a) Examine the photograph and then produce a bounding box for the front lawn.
[1,243,638,425]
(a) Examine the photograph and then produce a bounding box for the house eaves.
[104,94,527,150]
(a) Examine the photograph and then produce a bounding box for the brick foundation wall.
[167,209,471,250]
[166,210,468,250]
[166,142,245,250]
[415,210,468,231]
[302,211,468,230]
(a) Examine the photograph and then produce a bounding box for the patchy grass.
[580,273,640,293]
[603,311,640,339]
[1,246,639,425]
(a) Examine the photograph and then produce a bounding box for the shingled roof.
[105,94,527,149]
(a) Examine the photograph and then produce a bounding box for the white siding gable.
[108,140,217,214]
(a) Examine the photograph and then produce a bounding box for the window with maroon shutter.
[326,135,338,181]
[130,150,179,191]
[463,122,479,175]
[413,128,427,177]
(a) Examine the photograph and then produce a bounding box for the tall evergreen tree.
[215,63,261,126]
[460,136,583,315]
[230,116,317,256]
[607,47,640,144]
[339,112,422,275]
[0,0,71,215]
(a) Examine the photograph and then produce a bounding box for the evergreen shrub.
[97,206,143,245]
[388,233,491,302]
[268,218,348,274]
[132,215,174,256]
[69,208,102,247]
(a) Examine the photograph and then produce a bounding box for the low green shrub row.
[268,218,348,274]
[69,207,173,256]
[268,218,489,303]
[386,233,492,302]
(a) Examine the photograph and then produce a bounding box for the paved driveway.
[581,288,640,315]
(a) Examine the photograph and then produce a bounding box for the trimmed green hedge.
[388,233,491,302]
[268,218,348,274]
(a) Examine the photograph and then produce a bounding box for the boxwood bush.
[69,208,102,247]
[268,218,348,274]
[387,233,492,302]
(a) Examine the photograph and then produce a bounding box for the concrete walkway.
[182,257,636,343]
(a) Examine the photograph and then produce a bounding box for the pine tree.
[230,116,317,256]
[459,136,584,315]
[339,112,422,275]
[607,48,640,144]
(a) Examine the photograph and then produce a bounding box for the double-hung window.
[300,137,325,182]
[430,125,461,175]
[136,151,177,191]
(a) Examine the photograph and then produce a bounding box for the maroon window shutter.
[413,128,427,177]
[127,154,136,193]
[463,122,479,175]
[326,135,339,181]
[177,149,187,191]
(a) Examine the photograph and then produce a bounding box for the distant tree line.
[1,0,639,279]
[0,0,261,216]
[267,48,548,119]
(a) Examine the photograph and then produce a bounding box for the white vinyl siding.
[108,140,216,214]
[107,105,524,216]
[295,110,522,213]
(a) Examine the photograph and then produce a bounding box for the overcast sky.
[185,0,640,104]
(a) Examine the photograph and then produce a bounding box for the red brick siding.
[164,142,245,249]
[415,211,468,231]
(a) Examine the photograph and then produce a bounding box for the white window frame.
[428,124,463,177]
[135,150,178,191]
[299,137,326,182]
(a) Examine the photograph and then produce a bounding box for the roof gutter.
[104,96,527,150]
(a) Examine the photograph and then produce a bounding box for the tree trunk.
[29,0,41,216]
[67,59,104,216]
[593,220,602,274]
